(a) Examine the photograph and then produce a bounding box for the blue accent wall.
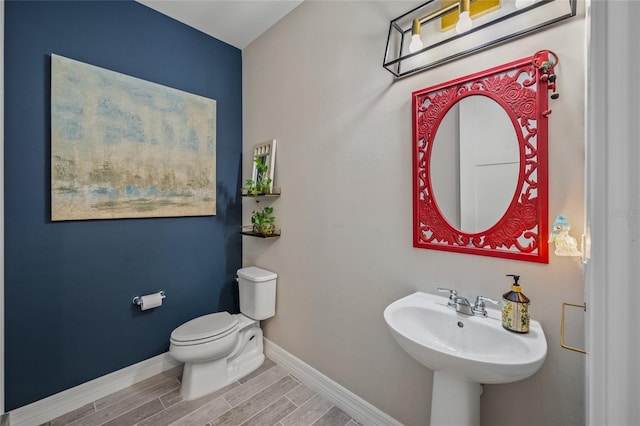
[4,1,242,410]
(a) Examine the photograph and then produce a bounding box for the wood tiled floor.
[41,358,359,426]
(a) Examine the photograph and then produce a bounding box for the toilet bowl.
[169,267,277,400]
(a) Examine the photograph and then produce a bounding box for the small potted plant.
[251,205,277,236]
[242,158,272,196]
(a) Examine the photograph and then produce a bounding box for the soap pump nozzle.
[506,274,521,291]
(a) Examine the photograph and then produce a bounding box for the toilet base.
[179,322,265,400]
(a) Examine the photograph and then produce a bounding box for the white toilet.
[169,266,277,400]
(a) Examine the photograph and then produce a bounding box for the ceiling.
[136,0,304,50]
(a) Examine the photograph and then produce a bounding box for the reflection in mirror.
[431,95,519,233]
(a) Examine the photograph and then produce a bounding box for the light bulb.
[455,11,473,34]
[409,34,424,53]
[515,0,536,9]
[409,18,423,53]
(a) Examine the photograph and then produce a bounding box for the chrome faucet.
[437,288,500,317]
[454,296,474,315]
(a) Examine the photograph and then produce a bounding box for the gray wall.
[243,1,586,425]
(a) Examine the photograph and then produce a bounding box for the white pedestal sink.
[384,292,547,426]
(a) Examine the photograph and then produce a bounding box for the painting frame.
[51,54,217,221]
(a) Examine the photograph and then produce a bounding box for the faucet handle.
[476,295,500,305]
[472,295,501,317]
[437,287,458,307]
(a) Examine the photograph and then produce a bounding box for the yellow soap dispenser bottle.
[502,274,530,333]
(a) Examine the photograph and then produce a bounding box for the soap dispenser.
[502,274,530,333]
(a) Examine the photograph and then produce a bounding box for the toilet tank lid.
[237,266,277,282]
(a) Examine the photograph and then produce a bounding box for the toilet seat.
[170,312,239,346]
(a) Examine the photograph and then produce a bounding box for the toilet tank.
[237,266,277,320]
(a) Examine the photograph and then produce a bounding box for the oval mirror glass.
[430,95,520,234]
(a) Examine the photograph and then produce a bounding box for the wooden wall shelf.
[240,227,281,239]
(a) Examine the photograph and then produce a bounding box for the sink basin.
[384,291,547,426]
[384,291,547,384]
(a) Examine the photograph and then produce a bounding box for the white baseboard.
[264,338,402,426]
[9,342,400,426]
[9,353,181,426]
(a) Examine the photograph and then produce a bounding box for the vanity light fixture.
[383,0,577,78]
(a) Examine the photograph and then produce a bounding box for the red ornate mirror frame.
[412,51,558,263]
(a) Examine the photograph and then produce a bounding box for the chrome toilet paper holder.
[132,291,166,306]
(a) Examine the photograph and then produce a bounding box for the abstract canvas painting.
[51,54,216,220]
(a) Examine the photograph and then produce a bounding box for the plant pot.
[253,225,275,236]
